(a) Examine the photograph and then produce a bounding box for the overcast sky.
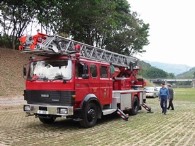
[128,0,195,67]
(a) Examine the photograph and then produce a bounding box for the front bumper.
[23,104,74,117]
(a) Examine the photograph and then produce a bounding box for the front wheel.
[39,116,56,124]
[80,102,98,128]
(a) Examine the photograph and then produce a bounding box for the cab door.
[99,65,112,104]
[89,64,100,99]
[75,62,89,103]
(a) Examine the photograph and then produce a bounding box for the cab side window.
[100,66,108,78]
[76,63,83,77]
[90,65,97,78]
[76,62,87,77]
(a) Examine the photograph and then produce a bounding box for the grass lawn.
[174,88,195,102]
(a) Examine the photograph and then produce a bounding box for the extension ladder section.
[19,33,138,68]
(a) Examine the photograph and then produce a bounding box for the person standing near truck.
[159,82,169,115]
[167,84,174,110]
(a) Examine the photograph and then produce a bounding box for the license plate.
[37,110,49,114]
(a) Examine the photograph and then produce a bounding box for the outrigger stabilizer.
[117,103,152,121]
[116,108,129,121]
[142,103,153,113]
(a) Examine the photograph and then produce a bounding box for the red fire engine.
[19,33,150,128]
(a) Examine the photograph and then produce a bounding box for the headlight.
[24,105,31,111]
[58,108,68,114]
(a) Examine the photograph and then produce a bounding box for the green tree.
[0,0,36,49]
[57,0,149,55]
[0,0,149,55]
[30,0,65,33]
[104,11,149,55]
[167,73,175,79]
[145,67,168,79]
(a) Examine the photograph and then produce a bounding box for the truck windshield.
[28,59,72,81]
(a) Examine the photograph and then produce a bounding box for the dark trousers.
[168,98,174,110]
[160,98,167,114]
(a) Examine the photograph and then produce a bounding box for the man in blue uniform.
[159,82,169,115]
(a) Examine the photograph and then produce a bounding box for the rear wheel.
[80,102,98,128]
[129,96,139,115]
[39,116,56,124]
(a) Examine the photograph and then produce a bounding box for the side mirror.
[83,64,88,73]
[82,64,89,79]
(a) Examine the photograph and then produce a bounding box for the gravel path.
[0,96,25,107]
[0,98,195,146]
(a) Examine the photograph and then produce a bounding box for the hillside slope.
[177,67,195,79]
[145,61,191,75]
[0,48,30,96]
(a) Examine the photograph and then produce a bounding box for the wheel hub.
[87,109,95,120]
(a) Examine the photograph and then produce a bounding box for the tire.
[129,96,139,115]
[39,116,56,124]
[80,102,98,128]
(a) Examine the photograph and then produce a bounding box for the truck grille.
[24,90,75,106]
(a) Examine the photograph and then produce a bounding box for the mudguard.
[80,94,102,119]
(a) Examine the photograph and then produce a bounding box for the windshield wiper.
[54,75,64,80]
[50,75,67,83]
[30,77,49,82]
[42,77,49,81]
